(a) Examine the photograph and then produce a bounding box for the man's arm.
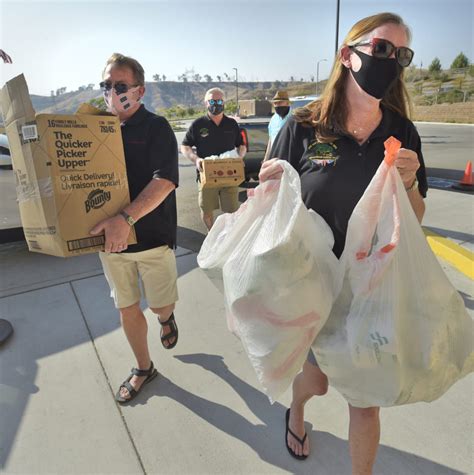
[90,177,176,253]
[181,145,202,170]
[237,144,247,158]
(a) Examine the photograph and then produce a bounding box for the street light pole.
[335,0,340,55]
[232,67,239,116]
[316,59,327,96]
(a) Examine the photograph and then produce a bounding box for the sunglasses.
[349,38,414,67]
[99,81,139,95]
[208,99,224,105]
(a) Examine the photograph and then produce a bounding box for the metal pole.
[335,0,340,55]
[233,67,239,116]
[316,59,327,97]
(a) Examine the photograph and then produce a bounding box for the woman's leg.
[348,404,380,475]
[287,360,329,457]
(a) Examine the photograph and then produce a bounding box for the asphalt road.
[2,123,473,251]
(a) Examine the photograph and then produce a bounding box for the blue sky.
[1,0,472,95]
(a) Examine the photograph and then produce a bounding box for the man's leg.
[201,210,214,231]
[288,360,329,457]
[99,251,151,400]
[118,302,152,399]
[138,246,179,348]
[348,405,380,475]
[198,185,219,231]
[219,185,240,214]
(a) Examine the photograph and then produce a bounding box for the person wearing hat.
[264,90,291,161]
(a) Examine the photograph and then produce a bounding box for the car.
[0,133,12,169]
[290,95,319,110]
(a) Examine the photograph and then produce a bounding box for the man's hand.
[393,148,420,189]
[90,215,131,253]
[196,158,204,171]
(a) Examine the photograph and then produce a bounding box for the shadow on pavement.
[127,352,462,474]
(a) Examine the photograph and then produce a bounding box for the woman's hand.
[259,158,284,183]
[394,148,420,189]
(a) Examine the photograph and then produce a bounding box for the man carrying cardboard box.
[181,88,246,230]
[90,53,179,404]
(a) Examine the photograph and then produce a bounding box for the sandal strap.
[161,328,178,342]
[287,426,307,447]
[158,313,176,329]
[131,361,154,377]
[120,381,137,398]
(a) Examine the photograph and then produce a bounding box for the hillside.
[1,67,471,122]
[28,80,321,115]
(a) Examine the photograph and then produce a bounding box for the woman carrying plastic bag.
[198,160,341,401]
[263,12,472,473]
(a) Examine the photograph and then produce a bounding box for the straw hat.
[272,90,290,104]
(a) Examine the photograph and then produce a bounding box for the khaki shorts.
[99,245,178,309]
[198,183,240,214]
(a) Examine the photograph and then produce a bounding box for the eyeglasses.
[208,99,224,105]
[99,81,139,95]
[349,38,414,67]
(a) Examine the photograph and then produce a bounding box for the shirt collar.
[122,104,147,127]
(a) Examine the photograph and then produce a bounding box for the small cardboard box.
[0,74,136,257]
[200,158,245,189]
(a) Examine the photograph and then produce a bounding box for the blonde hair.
[205,87,225,101]
[295,12,413,142]
[103,53,145,86]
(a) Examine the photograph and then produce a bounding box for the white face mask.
[103,86,141,115]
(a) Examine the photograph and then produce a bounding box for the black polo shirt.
[182,114,244,157]
[120,105,179,252]
[271,106,428,258]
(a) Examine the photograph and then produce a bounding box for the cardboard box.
[0,74,136,257]
[200,158,245,189]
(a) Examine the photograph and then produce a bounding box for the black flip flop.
[285,408,308,460]
[158,313,178,349]
[115,361,158,404]
[0,319,14,346]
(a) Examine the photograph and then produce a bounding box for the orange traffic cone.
[452,161,474,191]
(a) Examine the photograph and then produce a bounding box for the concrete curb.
[424,228,474,279]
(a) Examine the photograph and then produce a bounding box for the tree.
[429,57,442,73]
[89,97,107,111]
[310,75,315,82]
[290,76,295,82]
[451,52,469,69]
[216,75,222,82]
[153,74,161,82]
[193,73,202,82]
[162,74,167,81]
[50,90,55,97]
[223,72,230,81]
[204,74,213,82]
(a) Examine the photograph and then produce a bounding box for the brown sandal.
[158,313,178,349]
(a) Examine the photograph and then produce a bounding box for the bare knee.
[119,302,141,320]
[150,303,175,321]
[349,405,380,422]
[303,361,329,396]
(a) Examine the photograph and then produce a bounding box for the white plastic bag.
[198,161,341,401]
[314,137,474,408]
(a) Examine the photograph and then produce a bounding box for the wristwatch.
[405,177,419,192]
[119,210,136,226]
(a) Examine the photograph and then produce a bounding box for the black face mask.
[350,50,401,99]
[208,104,224,115]
[275,106,290,118]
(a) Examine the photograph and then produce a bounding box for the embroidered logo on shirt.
[307,142,339,166]
[199,127,209,138]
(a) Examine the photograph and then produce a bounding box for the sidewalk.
[0,187,472,475]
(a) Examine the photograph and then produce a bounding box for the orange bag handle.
[384,136,401,166]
